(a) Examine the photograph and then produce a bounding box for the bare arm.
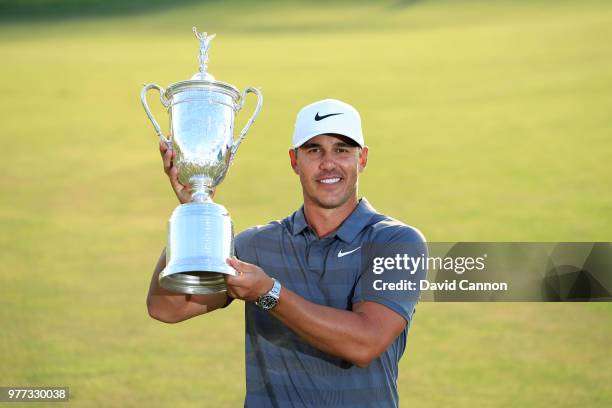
[147,248,230,323]
[225,257,406,367]
[270,290,406,368]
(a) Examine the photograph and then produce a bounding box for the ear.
[289,148,299,175]
[358,146,369,173]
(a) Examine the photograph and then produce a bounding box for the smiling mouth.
[318,177,342,185]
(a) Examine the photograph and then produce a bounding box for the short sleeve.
[234,226,260,262]
[351,225,428,324]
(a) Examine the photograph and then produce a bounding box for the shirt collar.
[290,198,378,243]
[291,205,310,236]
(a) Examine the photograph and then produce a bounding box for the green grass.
[1,1,611,407]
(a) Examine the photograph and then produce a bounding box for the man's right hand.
[160,140,192,204]
[147,248,231,323]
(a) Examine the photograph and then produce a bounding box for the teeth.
[320,178,340,184]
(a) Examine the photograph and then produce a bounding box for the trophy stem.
[190,175,214,203]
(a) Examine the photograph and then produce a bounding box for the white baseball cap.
[292,99,364,148]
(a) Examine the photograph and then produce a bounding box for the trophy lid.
[164,27,241,104]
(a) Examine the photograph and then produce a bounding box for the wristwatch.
[255,278,281,311]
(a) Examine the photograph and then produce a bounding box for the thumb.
[227,256,253,273]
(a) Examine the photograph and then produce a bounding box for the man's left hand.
[225,257,274,302]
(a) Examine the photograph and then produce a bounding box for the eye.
[307,147,320,153]
[336,147,350,153]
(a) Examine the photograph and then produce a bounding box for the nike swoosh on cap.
[338,246,361,258]
[315,112,344,121]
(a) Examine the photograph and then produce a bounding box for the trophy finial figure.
[192,27,216,80]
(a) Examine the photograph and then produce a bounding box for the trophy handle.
[141,83,171,145]
[230,87,263,162]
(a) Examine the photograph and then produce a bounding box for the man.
[147,99,426,407]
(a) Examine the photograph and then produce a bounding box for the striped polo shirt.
[232,198,426,408]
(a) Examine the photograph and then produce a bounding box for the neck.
[303,196,359,238]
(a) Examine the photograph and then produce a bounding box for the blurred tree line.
[0,0,208,20]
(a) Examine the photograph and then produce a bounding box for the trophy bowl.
[141,28,262,294]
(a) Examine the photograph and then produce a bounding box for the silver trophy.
[141,27,263,294]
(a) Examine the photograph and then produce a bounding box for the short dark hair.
[294,134,361,156]
[327,134,361,148]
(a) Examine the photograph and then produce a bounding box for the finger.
[228,256,256,273]
[159,140,168,157]
[224,276,242,297]
[225,271,250,291]
[226,258,242,275]
[168,166,182,189]
[224,273,241,286]
[227,256,243,271]
[225,285,237,299]
[163,148,173,174]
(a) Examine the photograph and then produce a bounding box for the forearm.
[146,249,186,319]
[270,288,378,367]
[146,249,228,323]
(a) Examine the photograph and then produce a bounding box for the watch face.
[259,295,278,310]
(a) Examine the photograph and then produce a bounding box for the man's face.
[289,134,368,210]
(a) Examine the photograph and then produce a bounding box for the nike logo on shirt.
[338,246,361,258]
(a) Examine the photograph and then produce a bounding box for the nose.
[319,154,336,171]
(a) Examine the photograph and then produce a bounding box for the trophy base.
[159,201,236,295]
[159,271,227,295]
